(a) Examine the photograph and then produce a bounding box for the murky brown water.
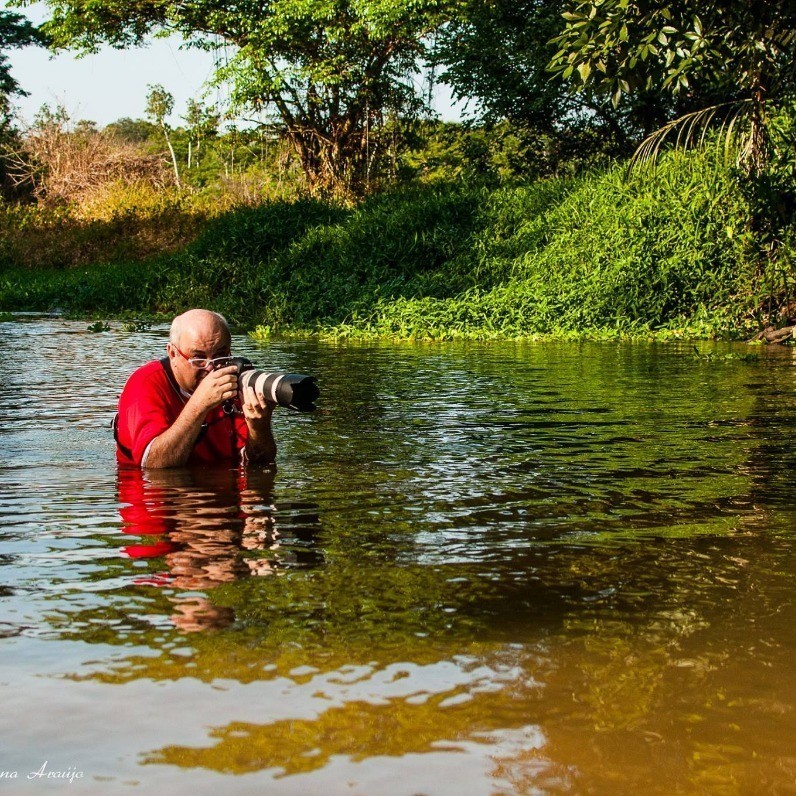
[1,317,795,794]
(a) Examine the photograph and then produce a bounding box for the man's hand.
[242,385,275,424]
[189,365,239,414]
[144,365,239,468]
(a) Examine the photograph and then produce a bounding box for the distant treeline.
[1,103,625,208]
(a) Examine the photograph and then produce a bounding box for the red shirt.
[115,359,248,467]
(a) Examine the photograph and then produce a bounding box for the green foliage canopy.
[548,0,796,172]
[434,0,571,129]
[145,83,173,128]
[104,116,159,143]
[183,99,219,142]
[432,0,736,168]
[0,11,44,129]
[37,0,465,195]
[549,0,796,104]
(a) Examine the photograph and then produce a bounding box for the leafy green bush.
[338,156,761,339]
[1,150,790,339]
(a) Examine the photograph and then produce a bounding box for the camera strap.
[111,413,134,462]
[159,357,211,445]
[160,357,183,398]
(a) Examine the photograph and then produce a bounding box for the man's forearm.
[144,403,206,468]
[246,412,277,464]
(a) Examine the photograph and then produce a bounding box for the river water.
[1,317,795,794]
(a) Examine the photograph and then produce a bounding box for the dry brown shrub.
[5,122,171,206]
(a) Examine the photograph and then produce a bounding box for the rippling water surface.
[1,317,795,794]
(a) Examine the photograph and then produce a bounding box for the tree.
[40,0,464,196]
[1,11,43,128]
[104,117,159,144]
[433,0,751,172]
[1,11,45,195]
[145,83,181,188]
[434,1,566,127]
[183,99,219,170]
[548,0,796,174]
[432,0,643,169]
[549,0,796,331]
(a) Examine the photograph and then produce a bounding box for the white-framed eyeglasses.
[172,345,234,370]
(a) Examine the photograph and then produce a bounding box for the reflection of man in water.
[114,308,276,468]
[119,467,293,582]
[118,467,323,632]
[119,467,280,632]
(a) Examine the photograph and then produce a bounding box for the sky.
[6,3,465,128]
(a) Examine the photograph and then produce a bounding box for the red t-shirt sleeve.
[117,363,176,466]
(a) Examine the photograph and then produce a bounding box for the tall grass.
[0,151,785,339]
[0,185,208,271]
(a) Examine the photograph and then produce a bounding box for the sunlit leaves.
[145,83,173,126]
[549,0,796,107]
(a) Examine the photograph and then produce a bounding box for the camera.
[228,357,319,412]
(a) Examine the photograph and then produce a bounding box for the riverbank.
[1,152,790,341]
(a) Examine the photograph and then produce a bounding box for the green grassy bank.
[0,152,789,340]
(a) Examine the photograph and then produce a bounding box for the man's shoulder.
[120,360,169,397]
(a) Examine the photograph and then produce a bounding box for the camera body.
[228,357,319,412]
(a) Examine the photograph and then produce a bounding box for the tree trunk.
[162,124,181,188]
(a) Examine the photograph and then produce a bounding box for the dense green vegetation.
[1,1,794,340]
[1,147,785,340]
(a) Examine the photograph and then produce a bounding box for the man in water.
[114,308,276,467]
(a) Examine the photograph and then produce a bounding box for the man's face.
[167,320,232,393]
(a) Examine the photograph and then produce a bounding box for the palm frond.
[627,99,758,176]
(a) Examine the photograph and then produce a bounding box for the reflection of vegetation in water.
[143,684,540,776]
[50,342,771,657]
[58,530,762,685]
[127,538,796,791]
[63,563,522,682]
[16,337,796,790]
[285,341,763,550]
[49,531,796,790]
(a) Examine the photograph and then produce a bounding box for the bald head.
[166,309,232,392]
[169,309,230,349]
